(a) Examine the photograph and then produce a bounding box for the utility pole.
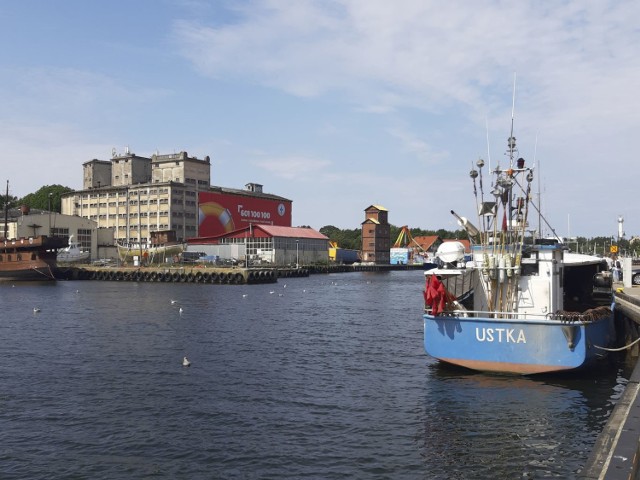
[48,192,52,234]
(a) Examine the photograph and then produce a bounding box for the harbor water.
[0,270,630,479]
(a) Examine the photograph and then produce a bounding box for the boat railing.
[424,307,544,320]
[424,306,611,324]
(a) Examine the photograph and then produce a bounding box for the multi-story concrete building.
[61,149,211,244]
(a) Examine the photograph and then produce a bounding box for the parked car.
[632,268,640,285]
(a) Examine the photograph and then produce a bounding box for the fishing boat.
[422,135,614,375]
[57,234,90,263]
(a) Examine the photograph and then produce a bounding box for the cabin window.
[31,253,37,260]
[17,254,22,261]
[7,254,11,261]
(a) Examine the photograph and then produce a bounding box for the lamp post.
[48,192,52,234]
[296,239,299,269]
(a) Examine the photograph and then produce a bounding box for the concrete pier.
[57,262,428,284]
[56,266,311,284]
[581,286,640,479]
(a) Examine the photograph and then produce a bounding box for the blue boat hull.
[423,314,615,375]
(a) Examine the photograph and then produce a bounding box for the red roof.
[442,238,471,252]
[256,225,328,239]
[188,224,328,244]
[413,235,441,251]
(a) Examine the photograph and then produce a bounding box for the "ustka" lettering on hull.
[475,328,526,343]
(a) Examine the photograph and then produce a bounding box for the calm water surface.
[0,271,629,479]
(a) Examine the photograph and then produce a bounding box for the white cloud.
[174,1,640,124]
[252,155,332,181]
[3,0,639,236]
[387,126,449,165]
[0,67,169,121]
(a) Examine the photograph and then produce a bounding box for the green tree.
[320,225,361,250]
[0,191,18,211]
[18,185,73,213]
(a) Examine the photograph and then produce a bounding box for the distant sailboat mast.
[3,180,8,240]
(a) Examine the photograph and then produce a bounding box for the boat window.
[31,253,37,260]
[0,255,2,261]
[17,254,22,261]
[7,254,11,261]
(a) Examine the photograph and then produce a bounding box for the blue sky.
[1,0,638,238]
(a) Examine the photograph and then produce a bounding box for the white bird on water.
[33,307,41,313]
[179,307,184,314]
[182,356,191,367]
[171,299,177,304]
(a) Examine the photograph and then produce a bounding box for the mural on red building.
[198,191,292,237]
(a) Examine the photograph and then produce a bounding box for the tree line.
[318,225,467,251]
[318,225,638,257]
[2,185,636,256]
[0,185,73,213]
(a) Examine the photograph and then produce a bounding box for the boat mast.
[508,73,516,169]
[3,180,8,240]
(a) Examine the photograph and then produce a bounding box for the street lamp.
[296,239,299,269]
[48,192,52,233]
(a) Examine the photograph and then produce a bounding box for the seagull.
[182,356,191,367]
[283,284,287,288]
[278,293,284,297]
[269,291,275,294]
[179,307,184,314]
[33,307,41,313]
[171,300,177,304]
[242,294,249,298]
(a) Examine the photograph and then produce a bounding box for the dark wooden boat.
[1,181,67,281]
[0,235,68,281]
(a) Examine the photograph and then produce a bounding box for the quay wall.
[57,263,428,284]
[581,290,640,479]
[56,266,310,285]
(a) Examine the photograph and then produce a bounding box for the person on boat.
[612,256,622,282]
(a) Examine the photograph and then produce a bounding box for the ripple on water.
[0,272,626,479]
